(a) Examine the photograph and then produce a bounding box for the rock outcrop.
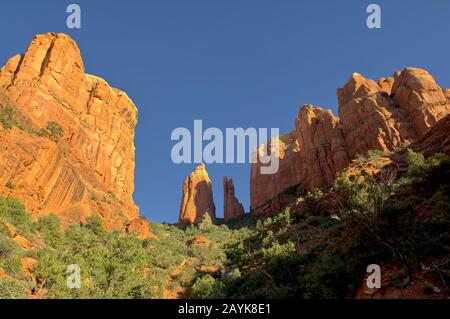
[250,132,302,214]
[409,114,450,156]
[223,177,244,220]
[0,33,149,237]
[251,67,450,215]
[125,218,157,240]
[390,114,450,169]
[179,164,216,225]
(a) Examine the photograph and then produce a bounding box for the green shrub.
[84,215,107,235]
[225,268,241,282]
[303,188,324,214]
[0,279,31,299]
[334,172,353,196]
[274,208,292,228]
[5,181,16,190]
[198,211,214,231]
[190,274,226,299]
[304,215,327,227]
[0,196,33,233]
[261,241,296,260]
[367,149,390,159]
[0,236,22,278]
[38,121,64,142]
[301,253,347,299]
[0,236,19,259]
[100,196,112,205]
[35,215,64,248]
[337,150,450,268]
[0,106,18,130]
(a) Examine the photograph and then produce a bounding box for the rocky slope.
[251,67,450,215]
[0,33,147,236]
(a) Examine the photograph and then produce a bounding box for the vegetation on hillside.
[0,149,449,299]
[0,106,64,142]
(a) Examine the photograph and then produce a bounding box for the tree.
[0,106,17,130]
[190,274,226,299]
[198,210,214,231]
[45,121,64,142]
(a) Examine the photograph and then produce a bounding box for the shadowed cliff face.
[223,177,244,221]
[251,68,450,215]
[0,33,147,236]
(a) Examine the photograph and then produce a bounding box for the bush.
[225,268,241,282]
[0,279,30,299]
[190,274,226,299]
[0,236,19,259]
[398,150,450,190]
[0,196,33,233]
[367,149,390,159]
[198,211,214,231]
[5,181,15,190]
[35,215,64,248]
[84,215,107,235]
[261,241,296,260]
[274,208,292,228]
[34,227,152,299]
[337,150,450,268]
[38,121,64,142]
[0,106,18,130]
[301,253,347,299]
[303,189,324,214]
[0,236,22,278]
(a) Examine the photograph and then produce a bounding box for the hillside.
[1,145,449,298]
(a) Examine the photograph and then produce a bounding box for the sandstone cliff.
[223,177,244,220]
[179,164,216,225]
[251,67,450,215]
[0,33,148,236]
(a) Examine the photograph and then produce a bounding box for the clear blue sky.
[1,1,449,223]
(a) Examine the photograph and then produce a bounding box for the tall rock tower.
[223,177,244,220]
[179,164,216,225]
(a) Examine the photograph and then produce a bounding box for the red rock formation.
[444,89,450,103]
[407,114,450,157]
[294,105,350,189]
[392,68,449,135]
[251,67,450,215]
[125,218,157,240]
[250,133,303,214]
[223,177,244,220]
[179,164,216,225]
[0,33,150,238]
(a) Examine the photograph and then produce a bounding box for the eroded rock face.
[338,73,416,158]
[179,164,216,225]
[0,33,148,236]
[223,177,244,220]
[251,67,450,214]
[406,114,450,157]
[250,133,303,214]
[125,218,156,240]
[294,105,350,189]
[392,68,449,135]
